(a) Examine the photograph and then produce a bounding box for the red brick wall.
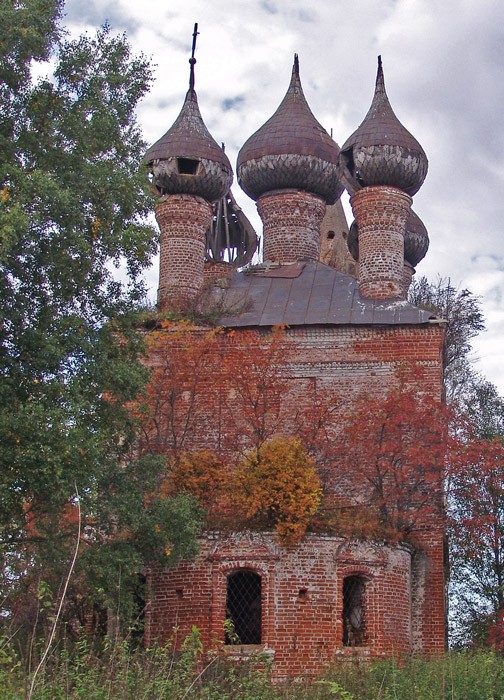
[148,534,414,679]
[257,190,326,262]
[145,321,446,675]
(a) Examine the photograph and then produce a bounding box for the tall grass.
[3,632,504,700]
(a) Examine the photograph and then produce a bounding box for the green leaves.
[0,3,201,640]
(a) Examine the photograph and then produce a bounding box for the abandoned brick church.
[141,47,446,678]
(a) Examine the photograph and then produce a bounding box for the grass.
[3,632,504,700]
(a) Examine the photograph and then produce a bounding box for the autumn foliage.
[157,438,321,544]
[137,323,448,545]
[332,384,448,539]
[448,431,504,643]
[160,450,230,518]
[235,437,321,544]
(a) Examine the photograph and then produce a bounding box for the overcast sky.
[63,0,504,394]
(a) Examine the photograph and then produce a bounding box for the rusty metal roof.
[217,260,440,328]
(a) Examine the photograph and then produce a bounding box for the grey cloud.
[295,8,317,23]
[64,0,140,34]
[260,0,279,15]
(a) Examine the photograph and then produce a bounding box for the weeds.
[3,638,504,699]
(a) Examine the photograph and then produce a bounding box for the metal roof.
[217,260,441,328]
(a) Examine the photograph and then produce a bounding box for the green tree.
[408,276,485,401]
[446,377,504,647]
[0,1,202,641]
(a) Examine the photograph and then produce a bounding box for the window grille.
[225,570,262,645]
[342,575,366,646]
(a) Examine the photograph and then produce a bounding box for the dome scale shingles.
[144,85,232,203]
[237,55,344,204]
[338,56,428,196]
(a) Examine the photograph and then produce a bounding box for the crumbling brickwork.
[350,186,412,299]
[258,190,326,263]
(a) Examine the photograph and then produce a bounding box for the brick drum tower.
[142,49,446,679]
[143,37,232,308]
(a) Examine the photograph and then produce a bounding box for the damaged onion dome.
[237,55,343,204]
[144,85,232,203]
[338,56,428,196]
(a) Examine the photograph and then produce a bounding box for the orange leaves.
[136,322,450,544]
[160,450,232,518]
[220,329,288,451]
[137,324,291,457]
[138,324,222,455]
[234,437,322,545]
[448,433,504,554]
[157,439,322,545]
[336,385,448,537]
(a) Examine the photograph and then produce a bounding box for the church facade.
[140,48,446,678]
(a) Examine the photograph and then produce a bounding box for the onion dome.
[237,55,344,204]
[144,40,232,203]
[347,208,429,266]
[403,208,429,266]
[347,220,359,261]
[338,57,428,196]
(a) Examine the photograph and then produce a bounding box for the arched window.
[225,570,262,645]
[342,575,366,646]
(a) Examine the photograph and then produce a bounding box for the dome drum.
[348,207,429,268]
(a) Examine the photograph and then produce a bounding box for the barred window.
[342,575,366,646]
[225,570,262,645]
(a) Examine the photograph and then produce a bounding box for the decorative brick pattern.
[257,190,326,263]
[350,186,412,299]
[155,194,213,307]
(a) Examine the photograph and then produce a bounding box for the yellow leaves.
[157,440,321,545]
[91,217,101,239]
[0,187,9,202]
[161,450,230,514]
[235,437,322,545]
